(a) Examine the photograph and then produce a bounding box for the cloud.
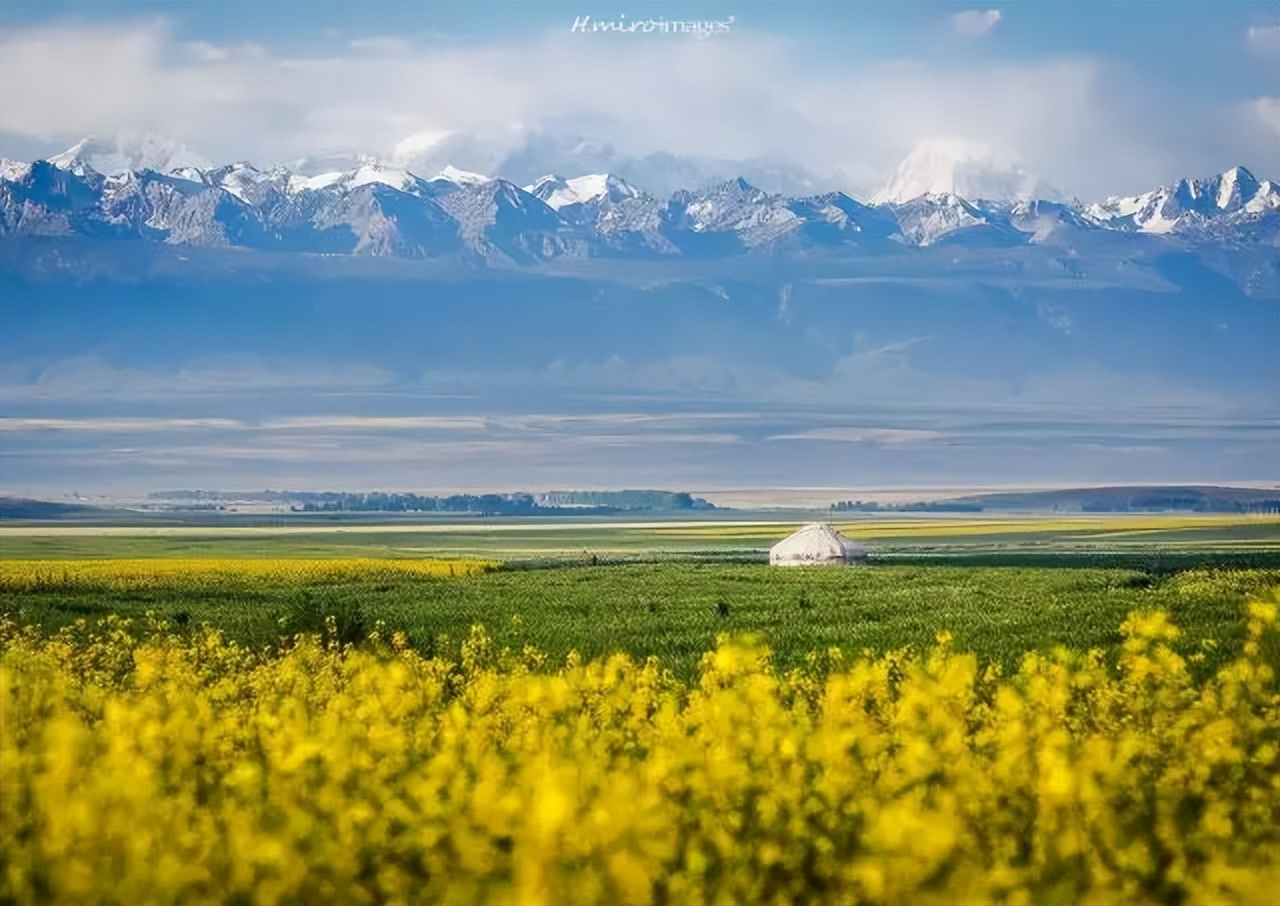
[1252,97,1280,137]
[0,417,243,433]
[0,17,1275,200]
[265,416,488,432]
[390,129,455,167]
[950,10,1002,38]
[768,427,947,445]
[1247,23,1280,51]
[0,356,395,403]
[0,408,760,442]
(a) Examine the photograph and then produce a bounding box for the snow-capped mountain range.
[1,140,1276,264]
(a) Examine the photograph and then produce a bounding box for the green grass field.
[4,560,1275,682]
[3,514,1276,680]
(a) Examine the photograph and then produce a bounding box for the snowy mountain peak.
[1085,165,1278,234]
[525,174,566,195]
[346,161,422,192]
[720,176,762,196]
[170,166,209,183]
[203,162,291,202]
[872,139,1052,205]
[48,140,102,179]
[885,191,1029,247]
[1245,179,1280,214]
[431,165,491,187]
[525,173,640,210]
[1216,166,1260,210]
[287,160,432,197]
[920,191,975,209]
[1,158,33,182]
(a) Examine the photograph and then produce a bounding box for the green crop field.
[3,558,1275,681]
[2,514,1277,678]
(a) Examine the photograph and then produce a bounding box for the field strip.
[0,520,799,538]
[1,514,1273,540]
[0,558,502,591]
[664,515,1279,538]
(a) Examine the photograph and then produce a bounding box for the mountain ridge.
[1,144,1276,265]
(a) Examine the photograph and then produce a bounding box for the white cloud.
[0,356,394,403]
[0,411,754,440]
[348,37,414,56]
[768,427,946,445]
[1247,23,1280,51]
[263,416,489,433]
[950,10,1002,38]
[390,129,455,166]
[0,417,243,433]
[0,18,1275,201]
[1253,97,1280,136]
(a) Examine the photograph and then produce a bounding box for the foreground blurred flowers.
[2,597,1278,906]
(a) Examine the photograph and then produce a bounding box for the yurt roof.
[770,522,866,556]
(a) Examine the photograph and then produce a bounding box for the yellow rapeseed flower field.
[0,557,500,591]
[2,596,1278,905]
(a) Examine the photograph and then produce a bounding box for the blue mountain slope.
[2,238,1273,397]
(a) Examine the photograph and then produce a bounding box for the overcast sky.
[1,0,1277,199]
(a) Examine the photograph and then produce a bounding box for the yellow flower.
[2,594,1277,905]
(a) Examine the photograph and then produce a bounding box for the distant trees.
[830,491,1280,515]
[294,490,715,516]
[831,500,983,513]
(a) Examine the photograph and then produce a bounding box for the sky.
[1,0,1277,200]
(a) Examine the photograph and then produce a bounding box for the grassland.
[2,557,1274,682]
[2,513,1276,680]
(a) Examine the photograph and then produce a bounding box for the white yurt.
[769,522,867,567]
